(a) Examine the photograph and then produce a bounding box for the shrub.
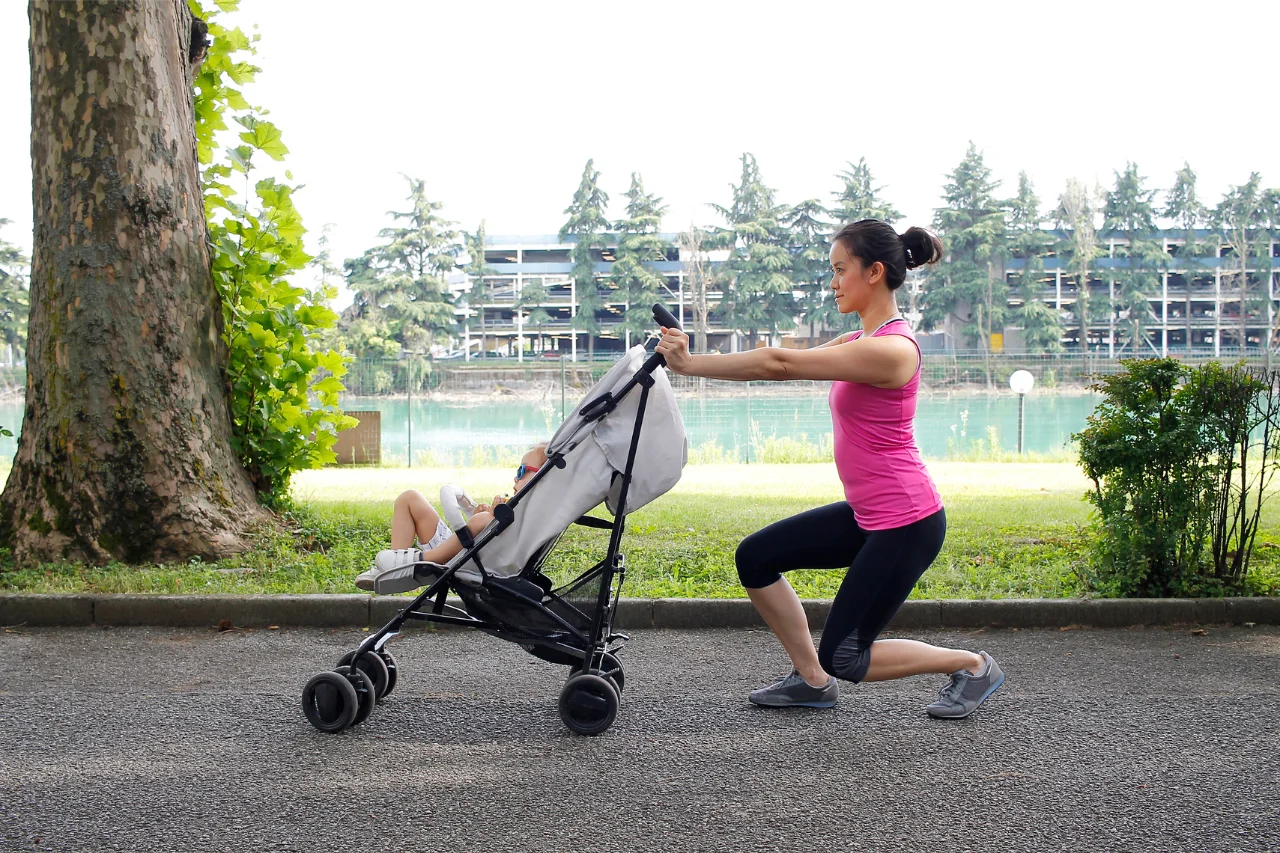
[191,0,356,507]
[1073,358,1280,597]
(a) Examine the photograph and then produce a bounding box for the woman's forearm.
[684,348,785,381]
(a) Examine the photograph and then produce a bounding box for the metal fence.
[339,348,1279,397]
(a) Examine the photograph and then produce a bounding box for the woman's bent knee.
[735,535,780,589]
[819,633,871,683]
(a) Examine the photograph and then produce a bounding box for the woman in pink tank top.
[657,219,1005,719]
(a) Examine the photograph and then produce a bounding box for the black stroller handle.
[653,303,680,331]
[641,303,681,374]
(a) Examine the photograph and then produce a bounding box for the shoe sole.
[749,694,838,709]
[926,672,1004,720]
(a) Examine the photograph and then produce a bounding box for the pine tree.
[1103,162,1165,355]
[560,159,610,360]
[463,222,497,359]
[830,158,902,226]
[1163,163,1208,353]
[611,173,671,346]
[781,199,834,342]
[712,154,794,349]
[1006,173,1062,352]
[927,143,1006,385]
[374,176,461,355]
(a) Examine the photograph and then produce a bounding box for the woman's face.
[829,241,883,314]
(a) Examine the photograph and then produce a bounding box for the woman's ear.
[870,261,886,284]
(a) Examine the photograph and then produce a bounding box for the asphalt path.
[1,624,1278,852]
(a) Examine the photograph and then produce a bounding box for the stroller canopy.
[458,345,687,579]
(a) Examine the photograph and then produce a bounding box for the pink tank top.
[829,318,943,530]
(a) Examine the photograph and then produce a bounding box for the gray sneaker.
[749,669,839,709]
[925,651,1004,719]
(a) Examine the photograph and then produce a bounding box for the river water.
[0,392,1099,466]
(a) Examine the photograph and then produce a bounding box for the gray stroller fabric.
[455,345,686,580]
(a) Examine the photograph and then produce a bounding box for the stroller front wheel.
[301,671,358,733]
[337,650,392,702]
[559,672,619,736]
[335,665,378,726]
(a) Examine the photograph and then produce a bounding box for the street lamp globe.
[1009,369,1035,395]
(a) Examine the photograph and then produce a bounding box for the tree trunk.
[1,0,267,565]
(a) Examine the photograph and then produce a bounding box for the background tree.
[830,158,902,226]
[1163,163,1208,353]
[514,275,552,353]
[1103,162,1165,355]
[612,174,671,347]
[677,225,713,354]
[782,199,834,343]
[462,221,497,359]
[340,247,401,358]
[375,176,461,357]
[560,159,609,361]
[1006,173,1062,352]
[1213,174,1265,357]
[1055,178,1103,371]
[0,219,30,367]
[927,143,1006,385]
[1,0,268,564]
[713,153,794,349]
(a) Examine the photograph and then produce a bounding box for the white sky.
[2,0,1278,311]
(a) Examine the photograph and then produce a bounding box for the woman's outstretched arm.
[656,327,918,387]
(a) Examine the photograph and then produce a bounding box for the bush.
[1073,358,1280,597]
[191,0,356,507]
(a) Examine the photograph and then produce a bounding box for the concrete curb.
[1,594,1278,630]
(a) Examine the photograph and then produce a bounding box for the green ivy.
[189,0,356,508]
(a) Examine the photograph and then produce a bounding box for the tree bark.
[1,0,267,565]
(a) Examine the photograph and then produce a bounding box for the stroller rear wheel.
[301,671,358,733]
[336,665,378,726]
[595,652,625,694]
[337,650,391,702]
[377,649,399,699]
[559,672,619,736]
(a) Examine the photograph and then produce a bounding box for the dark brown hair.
[832,219,943,291]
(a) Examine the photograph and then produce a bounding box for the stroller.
[301,305,687,736]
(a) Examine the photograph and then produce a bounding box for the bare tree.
[677,226,712,355]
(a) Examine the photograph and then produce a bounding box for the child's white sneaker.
[355,548,420,591]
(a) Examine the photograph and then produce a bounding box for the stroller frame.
[303,338,676,736]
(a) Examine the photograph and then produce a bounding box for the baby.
[356,442,549,593]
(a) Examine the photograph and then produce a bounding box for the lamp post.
[1008,369,1035,455]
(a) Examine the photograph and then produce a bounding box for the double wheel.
[301,648,398,733]
[558,652,625,736]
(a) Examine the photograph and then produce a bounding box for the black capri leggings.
[735,503,946,684]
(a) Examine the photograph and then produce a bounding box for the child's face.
[514,449,546,492]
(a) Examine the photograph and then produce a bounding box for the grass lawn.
[2,462,1278,598]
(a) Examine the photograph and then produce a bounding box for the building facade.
[453,232,1280,360]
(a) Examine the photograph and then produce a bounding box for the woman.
[656,219,1003,719]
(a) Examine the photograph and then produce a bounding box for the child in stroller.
[354,442,550,595]
[301,305,688,737]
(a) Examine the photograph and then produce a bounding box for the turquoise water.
[0,392,1098,466]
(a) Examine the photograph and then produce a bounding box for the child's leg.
[391,490,443,550]
[420,512,493,564]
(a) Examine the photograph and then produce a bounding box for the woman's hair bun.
[900,227,943,270]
